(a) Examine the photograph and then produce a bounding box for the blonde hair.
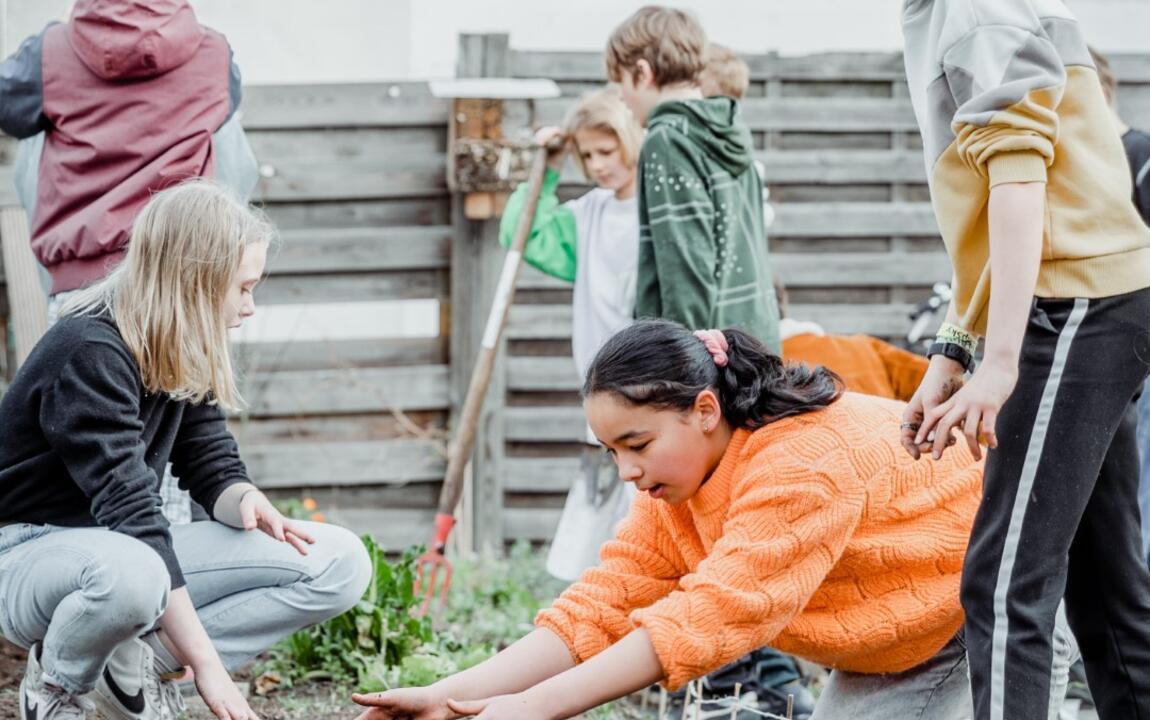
[563,86,644,181]
[1089,46,1117,105]
[605,5,706,88]
[700,43,749,100]
[62,180,275,411]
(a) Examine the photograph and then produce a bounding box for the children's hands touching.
[447,692,551,720]
[238,489,315,555]
[351,687,454,720]
[917,360,1015,462]
[534,126,569,170]
[901,354,966,460]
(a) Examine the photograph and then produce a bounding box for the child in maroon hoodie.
[0,0,258,300]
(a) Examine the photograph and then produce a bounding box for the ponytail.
[583,320,842,429]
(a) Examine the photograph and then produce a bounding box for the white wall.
[5,0,1148,84]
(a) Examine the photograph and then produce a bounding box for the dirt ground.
[0,639,630,719]
[0,639,354,719]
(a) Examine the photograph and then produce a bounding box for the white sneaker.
[90,638,187,720]
[19,643,93,720]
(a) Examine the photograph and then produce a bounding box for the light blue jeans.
[1137,384,1150,564]
[810,623,1078,720]
[0,520,371,695]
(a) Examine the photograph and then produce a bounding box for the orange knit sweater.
[535,393,983,690]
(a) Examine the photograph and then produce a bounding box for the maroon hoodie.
[0,0,239,293]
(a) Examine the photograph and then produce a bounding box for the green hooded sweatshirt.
[636,97,780,352]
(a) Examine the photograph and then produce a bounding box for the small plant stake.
[730,682,742,720]
[658,687,668,720]
[786,693,795,720]
[680,680,692,720]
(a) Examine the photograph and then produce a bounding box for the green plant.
[255,538,567,695]
[256,538,442,692]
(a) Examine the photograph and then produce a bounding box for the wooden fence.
[2,37,1149,552]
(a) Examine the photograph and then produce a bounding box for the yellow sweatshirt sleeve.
[945,22,1065,186]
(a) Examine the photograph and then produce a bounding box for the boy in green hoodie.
[599,10,798,717]
[606,6,781,353]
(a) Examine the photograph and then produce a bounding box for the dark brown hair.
[584,320,843,430]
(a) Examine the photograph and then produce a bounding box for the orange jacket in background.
[783,332,928,402]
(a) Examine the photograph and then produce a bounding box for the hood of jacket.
[68,0,204,80]
[646,96,754,176]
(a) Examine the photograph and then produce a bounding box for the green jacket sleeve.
[498,168,577,283]
[634,128,717,328]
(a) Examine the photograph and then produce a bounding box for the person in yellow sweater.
[901,2,1150,719]
[351,320,1076,720]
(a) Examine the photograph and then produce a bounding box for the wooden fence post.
[449,33,513,553]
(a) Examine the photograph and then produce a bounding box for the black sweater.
[0,312,250,588]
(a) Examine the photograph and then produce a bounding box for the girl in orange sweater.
[353,320,1073,720]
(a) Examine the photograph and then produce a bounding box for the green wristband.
[935,322,978,355]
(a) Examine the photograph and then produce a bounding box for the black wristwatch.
[927,341,975,373]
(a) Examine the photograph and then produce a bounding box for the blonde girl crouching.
[0,180,371,720]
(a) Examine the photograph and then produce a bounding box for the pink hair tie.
[693,329,729,367]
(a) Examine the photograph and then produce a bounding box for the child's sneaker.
[90,638,187,720]
[20,643,93,720]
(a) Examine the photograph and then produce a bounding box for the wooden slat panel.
[772,202,938,237]
[256,269,446,304]
[0,209,46,367]
[321,507,437,551]
[234,336,445,373]
[509,302,918,342]
[511,51,909,82]
[271,226,451,273]
[241,83,449,129]
[1111,55,1150,83]
[506,406,585,442]
[508,304,572,341]
[555,150,927,186]
[514,50,1150,85]
[536,97,919,132]
[774,251,949,285]
[507,355,580,392]
[242,439,446,488]
[0,166,16,208]
[259,159,447,202]
[242,364,450,417]
[246,127,447,163]
[504,456,580,492]
[758,150,926,184]
[518,252,949,291]
[503,507,562,541]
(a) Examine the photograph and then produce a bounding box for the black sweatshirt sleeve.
[169,401,250,516]
[38,338,187,588]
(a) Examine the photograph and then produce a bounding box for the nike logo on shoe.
[103,666,146,714]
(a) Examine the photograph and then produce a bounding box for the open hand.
[534,126,569,170]
[447,693,550,720]
[351,686,453,720]
[195,661,259,720]
[239,489,315,555]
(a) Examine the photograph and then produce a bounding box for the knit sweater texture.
[535,392,982,689]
